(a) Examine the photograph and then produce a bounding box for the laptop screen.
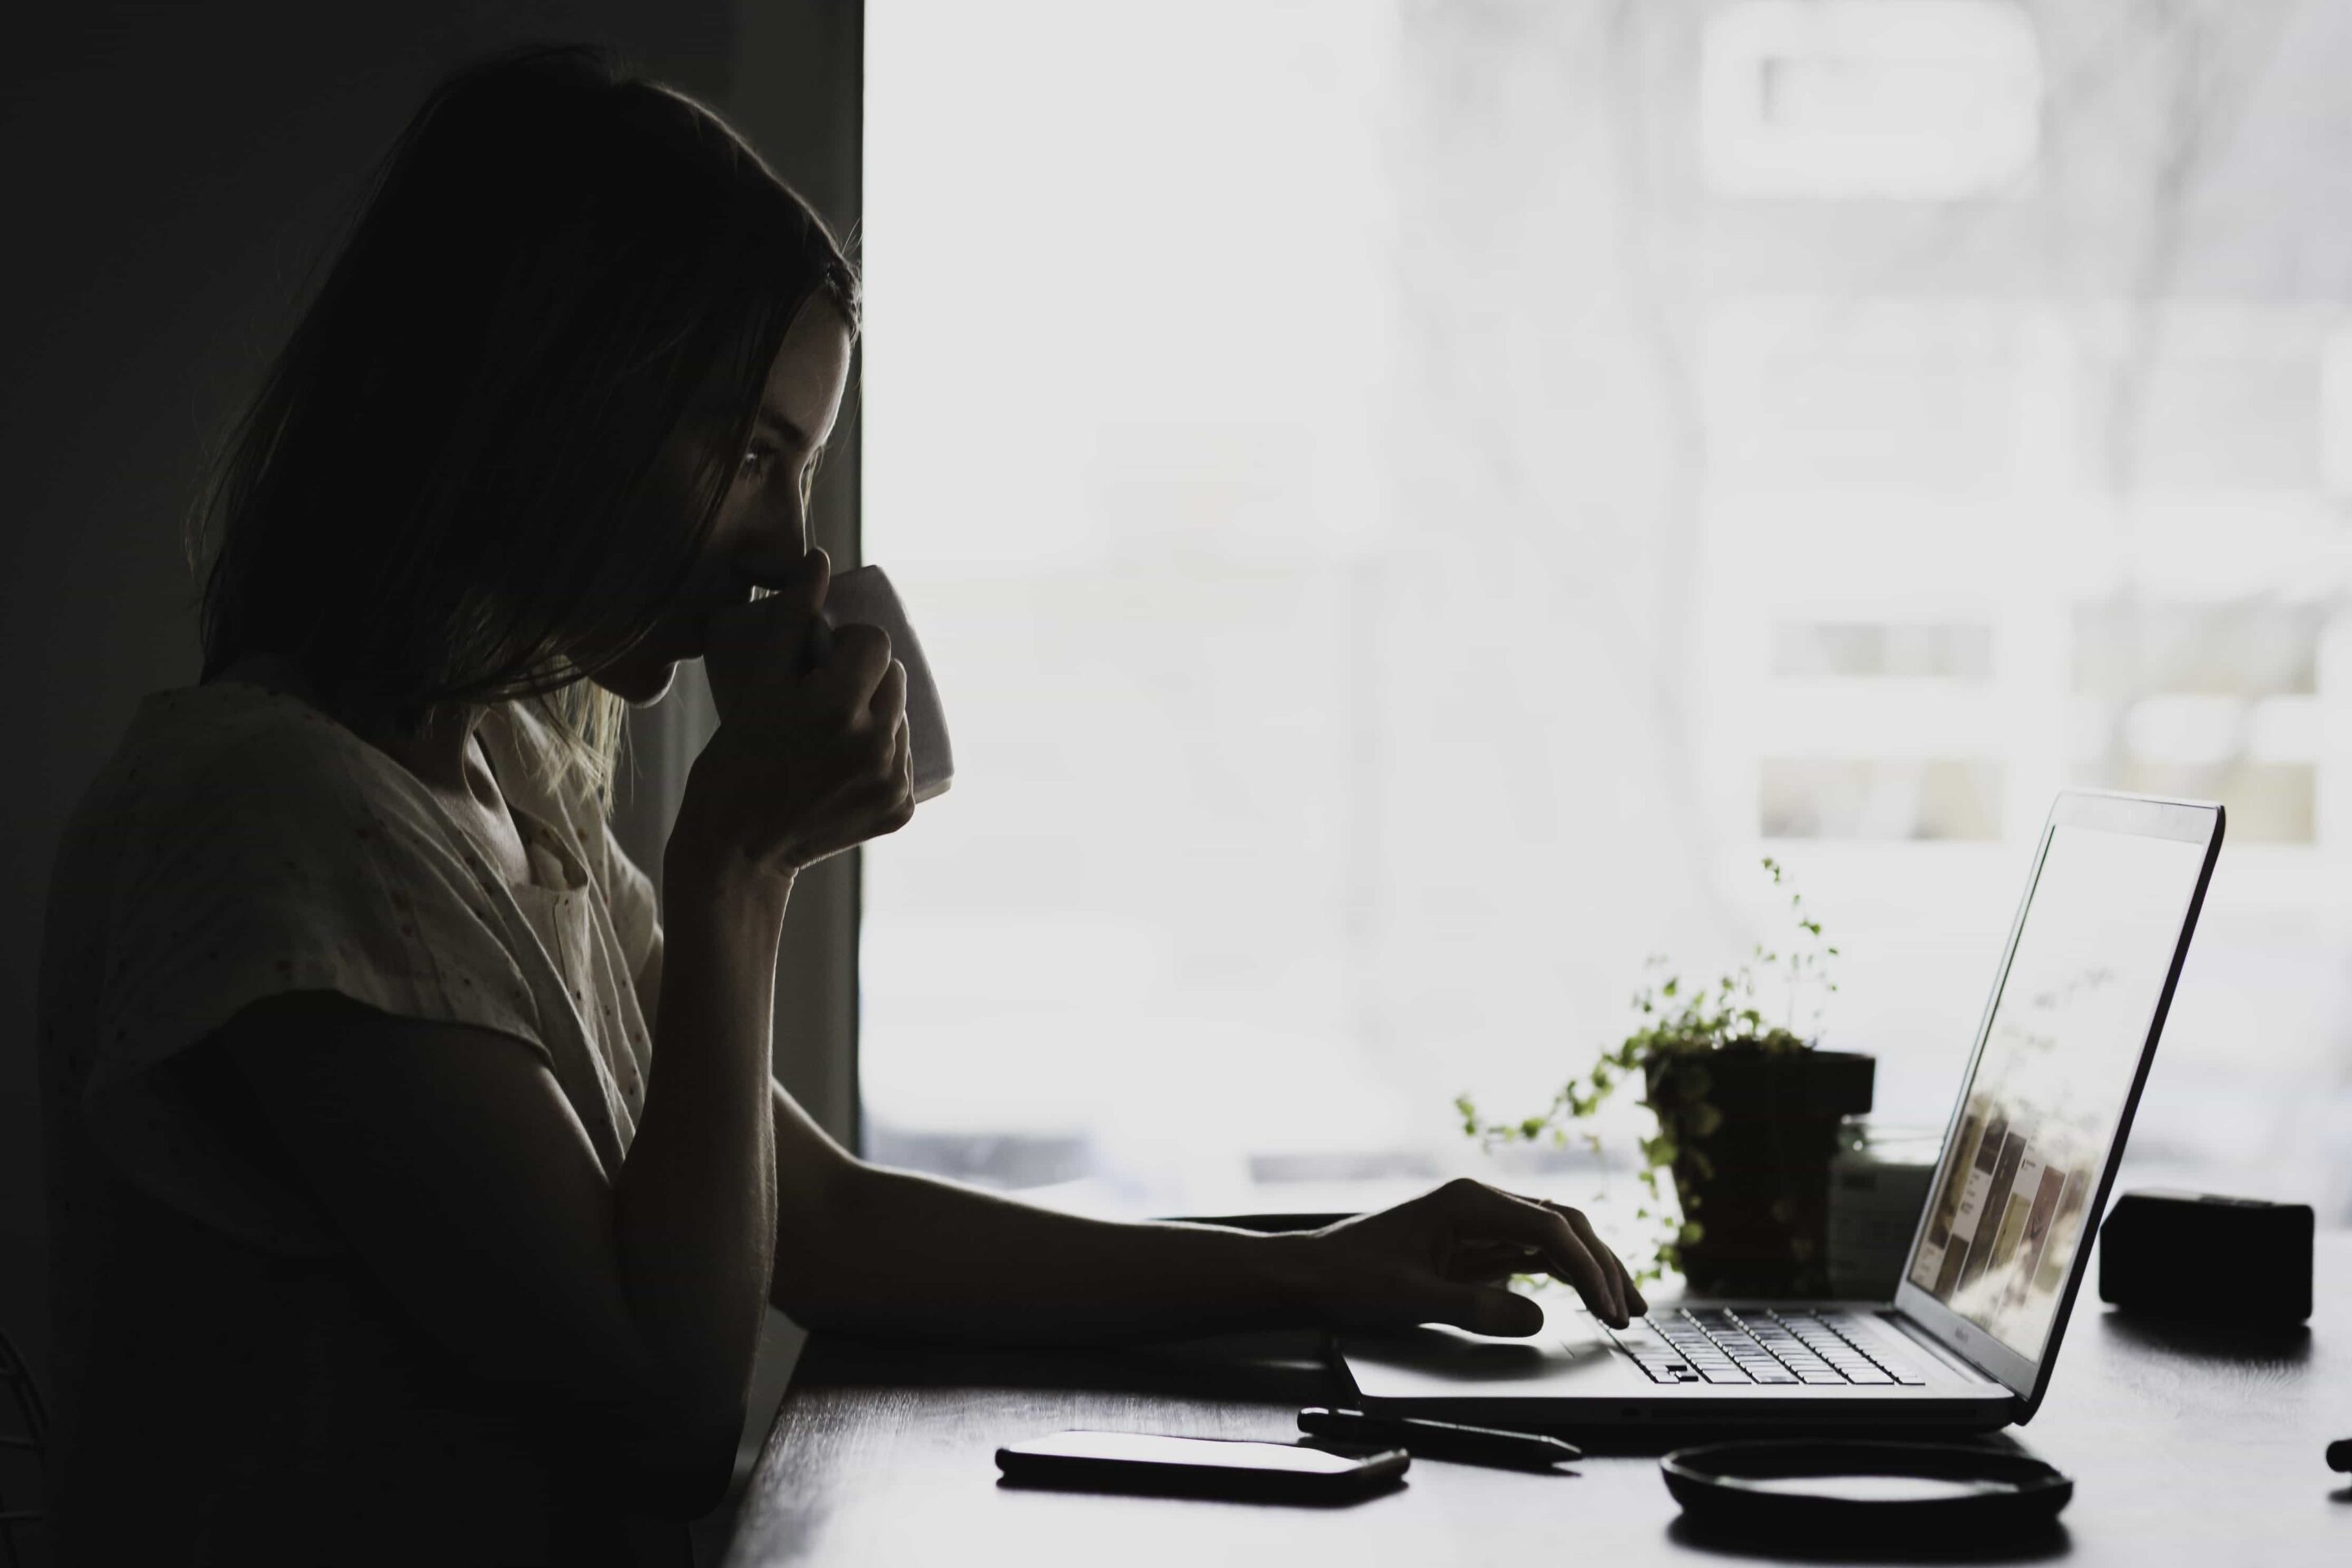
[1903,817,2212,1361]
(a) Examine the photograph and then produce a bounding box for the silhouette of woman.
[36,46,1638,1564]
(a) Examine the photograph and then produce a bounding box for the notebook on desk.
[1335,790,2224,1433]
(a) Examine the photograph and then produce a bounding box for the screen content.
[1906,822,2208,1360]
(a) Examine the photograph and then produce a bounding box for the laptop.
[1336,789,2224,1433]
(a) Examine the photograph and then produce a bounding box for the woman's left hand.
[1295,1178,1646,1336]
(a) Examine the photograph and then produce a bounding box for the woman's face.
[593,296,854,706]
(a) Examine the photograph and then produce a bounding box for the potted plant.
[1456,858,1872,1296]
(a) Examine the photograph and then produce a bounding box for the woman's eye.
[741,445,775,479]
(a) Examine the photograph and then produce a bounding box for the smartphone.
[995,1430,1408,1502]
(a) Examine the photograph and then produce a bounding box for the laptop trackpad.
[1340,1304,1643,1401]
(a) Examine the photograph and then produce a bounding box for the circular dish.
[1661,1440,2073,1542]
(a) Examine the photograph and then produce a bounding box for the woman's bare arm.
[222,861,788,1506]
[628,902,1641,1343]
[628,929,1325,1342]
[760,1077,1642,1345]
[760,1079,1313,1343]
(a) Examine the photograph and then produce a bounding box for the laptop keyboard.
[1606,1307,1930,1388]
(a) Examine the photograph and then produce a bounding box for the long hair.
[192,45,859,805]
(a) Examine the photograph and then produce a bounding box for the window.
[864,1,2352,1228]
[1775,622,1995,680]
[1760,759,2005,840]
[1700,0,2041,200]
[2072,598,2327,844]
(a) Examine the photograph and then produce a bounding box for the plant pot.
[1645,1046,1875,1298]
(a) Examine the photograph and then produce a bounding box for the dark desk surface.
[724,1235,2352,1566]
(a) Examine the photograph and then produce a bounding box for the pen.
[1298,1407,1581,1468]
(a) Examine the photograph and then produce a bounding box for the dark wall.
[0,0,858,1409]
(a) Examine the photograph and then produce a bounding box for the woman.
[36,47,1639,1564]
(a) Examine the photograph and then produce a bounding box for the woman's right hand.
[674,549,915,885]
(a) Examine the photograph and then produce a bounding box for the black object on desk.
[996,1430,1409,1503]
[1661,1441,2073,1541]
[2100,1189,2314,1325]
[1298,1407,1581,1468]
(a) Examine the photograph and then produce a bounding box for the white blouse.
[37,680,680,1564]
[50,681,660,1248]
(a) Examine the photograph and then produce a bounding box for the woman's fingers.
[813,622,893,714]
[867,658,908,731]
[875,715,915,835]
[845,660,909,789]
[702,555,836,719]
[1443,1180,1626,1328]
[1552,1200,1646,1318]
[1490,1186,1644,1321]
[1451,1229,1639,1310]
[1422,1182,1644,1320]
[1492,1190,1639,1319]
[1451,1239,1541,1267]
[1446,1241,1543,1285]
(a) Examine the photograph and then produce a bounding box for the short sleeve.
[94,741,546,1091]
[78,707,550,1250]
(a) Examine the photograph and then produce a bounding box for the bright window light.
[1702,0,2041,199]
[863,0,2352,1227]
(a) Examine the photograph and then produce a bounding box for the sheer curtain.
[861,0,2352,1232]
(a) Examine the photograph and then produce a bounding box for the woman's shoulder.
[60,683,474,902]
[91,681,425,831]
[131,677,372,763]
[43,684,553,1238]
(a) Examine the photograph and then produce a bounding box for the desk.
[724,1234,2352,1565]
